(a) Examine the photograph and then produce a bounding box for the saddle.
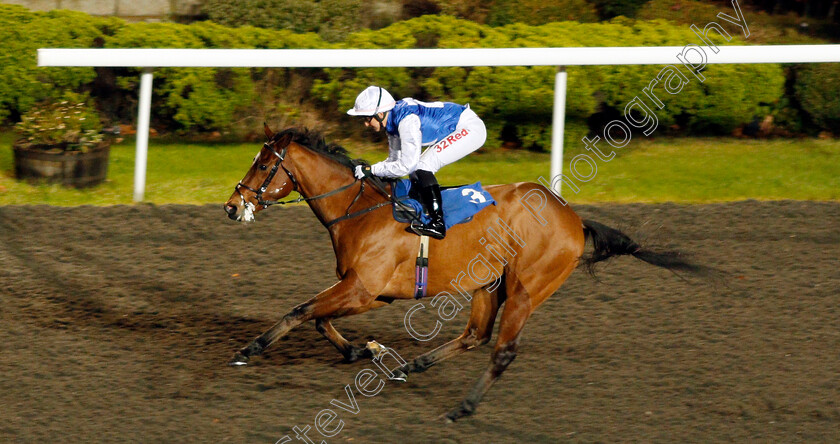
[389,179,496,229]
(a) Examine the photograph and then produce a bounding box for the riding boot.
[410,182,446,239]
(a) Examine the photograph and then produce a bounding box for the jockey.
[347,85,487,239]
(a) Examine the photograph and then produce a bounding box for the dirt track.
[1,201,838,443]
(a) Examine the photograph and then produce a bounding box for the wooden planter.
[13,142,110,188]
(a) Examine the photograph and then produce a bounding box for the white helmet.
[346,86,396,116]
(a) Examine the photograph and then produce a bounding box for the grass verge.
[1,132,838,205]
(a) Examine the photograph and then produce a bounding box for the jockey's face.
[363,112,386,132]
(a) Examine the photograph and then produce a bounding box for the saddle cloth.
[391,179,495,229]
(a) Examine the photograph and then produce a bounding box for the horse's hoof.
[436,411,456,424]
[229,352,249,366]
[389,369,407,382]
[442,410,461,423]
[442,401,475,422]
[342,346,373,363]
[365,340,385,357]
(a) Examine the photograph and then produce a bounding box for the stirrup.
[409,221,446,239]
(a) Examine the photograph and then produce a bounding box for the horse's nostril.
[225,204,237,216]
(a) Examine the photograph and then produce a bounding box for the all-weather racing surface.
[1,201,838,443]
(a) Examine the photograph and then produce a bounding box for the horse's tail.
[580,219,712,278]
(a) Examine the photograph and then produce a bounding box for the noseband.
[234,140,392,227]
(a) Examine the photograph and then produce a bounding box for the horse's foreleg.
[395,285,502,379]
[315,319,371,363]
[315,299,392,362]
[230,271,373,365]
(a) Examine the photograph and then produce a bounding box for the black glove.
[354,165,374,179]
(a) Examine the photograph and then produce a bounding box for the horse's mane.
[271,127,358,170]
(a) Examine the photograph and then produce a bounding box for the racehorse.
[223,126,707,421]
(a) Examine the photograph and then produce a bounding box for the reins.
[322,178,394,227]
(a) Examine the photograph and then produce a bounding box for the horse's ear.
[276,131,294,148]
[264,122,274,140]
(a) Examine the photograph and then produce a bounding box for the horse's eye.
[259,164,268,171]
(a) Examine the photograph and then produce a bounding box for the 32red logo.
[435,128,469,153]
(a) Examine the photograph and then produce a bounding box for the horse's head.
[224,124,296,222]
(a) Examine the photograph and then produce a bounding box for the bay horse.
[223,126,706,421]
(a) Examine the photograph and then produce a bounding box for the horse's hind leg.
[444,262,577,421]
[230,270,373,365]
[315,299,392,362]
[395,285,503,379]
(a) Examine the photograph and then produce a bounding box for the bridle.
[234,139,393,227]
[235,142,310,207]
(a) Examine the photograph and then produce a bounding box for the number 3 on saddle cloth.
[390,179,496,299]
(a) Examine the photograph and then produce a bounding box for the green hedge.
[0,7,121,122]
[795,63,840,134]
[313,16,785,146]
[103,21,328,132]
[435,0,599,25]
[588,0,652,19]
[201,0,397,42]
[0,5,330,134]
[0,5,799,147]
